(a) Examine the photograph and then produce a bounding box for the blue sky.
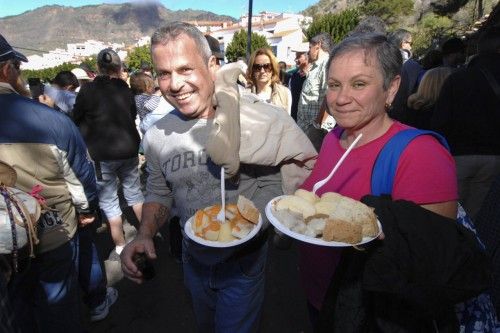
[0,0,318,19]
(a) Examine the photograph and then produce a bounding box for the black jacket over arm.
[317,195,491,333]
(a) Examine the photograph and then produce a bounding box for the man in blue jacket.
[0,33,111,332]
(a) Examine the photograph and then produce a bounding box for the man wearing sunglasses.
[0,33,99,332]
[296,33,332,151]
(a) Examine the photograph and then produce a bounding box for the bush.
[412,13,455,56]
[126,44,152,72]
[306,9,360,44]
[361,0,414,26]
[21,58,97,82]
[225,30,270,62]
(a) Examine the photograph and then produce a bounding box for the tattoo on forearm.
[153,206,168,229]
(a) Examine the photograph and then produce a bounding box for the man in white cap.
[71,67,92,92]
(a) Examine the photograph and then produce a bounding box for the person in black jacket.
[73,48,144,257]
[432,26,500,219]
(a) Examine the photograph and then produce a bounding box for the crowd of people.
[0,9,499,333]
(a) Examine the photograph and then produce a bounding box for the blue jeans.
[183,242,267,333]
[78,224,107,308]
[8,234,81,332]
[96,157,144,219]
[0,263,16,333]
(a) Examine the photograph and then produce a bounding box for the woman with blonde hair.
[246,48,292,115]
[406,66,453,129]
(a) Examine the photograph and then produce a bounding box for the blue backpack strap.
[371,129,449,196]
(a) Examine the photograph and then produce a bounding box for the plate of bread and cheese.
[185,195,262,248]
[265,189,382,247]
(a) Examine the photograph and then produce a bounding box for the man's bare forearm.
[138,202,169,238]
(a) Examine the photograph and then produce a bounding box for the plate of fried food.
[265,189,382,247]
[185,195,262,248]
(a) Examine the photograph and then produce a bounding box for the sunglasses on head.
[252,63,272,72]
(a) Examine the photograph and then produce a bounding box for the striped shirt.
[296,55,329,132]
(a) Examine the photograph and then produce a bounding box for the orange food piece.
[204,221,221,232]
[204,204,221,216]
[194,201,256,241]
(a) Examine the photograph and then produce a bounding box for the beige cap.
[71,68,91,80]
[291,42,309,53]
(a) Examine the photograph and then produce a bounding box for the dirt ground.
[85,206,313,333]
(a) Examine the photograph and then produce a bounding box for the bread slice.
[306,216,327,237]
[294,189,319,204]
[314,201,334,216]
[193,210,210,236]
[218,221,236,242]
[272,208,302,229]
[225,204,239,221]
[322,218,362,244]
[305,213,329,224]
[237,195,260,224]
[276,195,316,220]
[204,204,221,216]
[320,192,344,204]
[361,211,379,237]
[323,195,378,236]
[231,218,254,239]
[203,221,220,241]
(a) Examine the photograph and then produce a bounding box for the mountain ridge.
[0,3,236,55]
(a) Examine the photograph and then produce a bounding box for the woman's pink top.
[299,121,458,310]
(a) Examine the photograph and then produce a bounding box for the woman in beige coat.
[246,48,292,115]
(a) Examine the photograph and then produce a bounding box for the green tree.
[126,44,152,72]
[23,63,72,82]
[81,57,97,73]
[305,9,360,44]
[361,0,413,26]
[412,13,455,56]
[21,56,97,82]
[225,30,270,63]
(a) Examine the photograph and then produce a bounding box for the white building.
[117,50,128,62]
[67,40,107,57]
[135,36,151,47]
[23,48,74,70]
[208,12,310,65]
[186,20,235,33]
[21,39,128,70]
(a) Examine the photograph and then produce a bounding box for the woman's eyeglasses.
[252,63,272,72]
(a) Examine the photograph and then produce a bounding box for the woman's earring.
[385,102,392,111]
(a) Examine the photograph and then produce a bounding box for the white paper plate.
[184,213,263,248]
[265,195,382,247]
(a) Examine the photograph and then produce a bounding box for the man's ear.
[208,55,218,81]
[386,74,401,106]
